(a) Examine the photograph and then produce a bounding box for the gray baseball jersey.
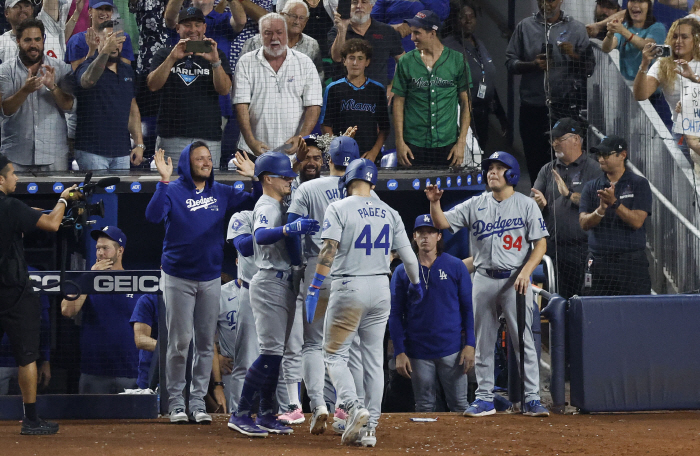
[227,210,257,283]
[218,280,241,359]
[322,195,411,276]
[253,195,291,271]
[444,192,549,270]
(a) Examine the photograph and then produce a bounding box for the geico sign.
[94,275,162,293]
[30,274,61,292]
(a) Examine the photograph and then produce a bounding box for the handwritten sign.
[674,81,700,135]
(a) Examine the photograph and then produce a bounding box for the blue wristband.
[311,273,326,289]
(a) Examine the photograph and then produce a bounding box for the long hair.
[623,0,656,30]
[658,18,700,92]
[411,232,444,256]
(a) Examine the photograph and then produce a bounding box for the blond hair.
[657,18,700,92]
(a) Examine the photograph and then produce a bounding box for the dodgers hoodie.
[145,144,262,281]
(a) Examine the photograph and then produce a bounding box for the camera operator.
[0,153,79,435]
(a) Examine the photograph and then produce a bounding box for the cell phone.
[185,40,213,54]
[112,19,123,34]
[338,0,352,20]
[653,44,672,58]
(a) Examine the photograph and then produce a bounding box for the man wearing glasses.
[579,135,652,296]
[531,118,602,298]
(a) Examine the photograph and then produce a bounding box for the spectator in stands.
[389,214,475,412]
[147,7,232,170]
[231,0,273,69]
[531,118,604,299]
[688,2,700,22]
[242,0,324,80]
[587,0,623,40]
[370,0,449,53]
[61,226,140,393]
[328,0,404,90]
[506,0,594,185]
[443,1,508,150]
[321,39,390,162]
[579,135,652,296]
[0,0,69,63]
[234,13,322,156]
[0,18,75,172]
[277,0,333,60]
[633,18,700,169]
[130,294,159,391]
[392,11,471,168]
[65,0,135,71]
[74,20,144,169]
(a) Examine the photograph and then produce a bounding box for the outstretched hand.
[154,148,173,181]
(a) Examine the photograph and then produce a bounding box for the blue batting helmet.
[338,158,377,198]
[328,136,360,166]
[254,151,297,178]
[481,151,520,186]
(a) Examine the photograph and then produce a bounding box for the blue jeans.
[75,150,130,170]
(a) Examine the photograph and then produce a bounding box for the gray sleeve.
[391,210,411,250]
[227,211,253,240]
[525,198,549,242]
[287,185,308,216]
[397,244,419,285]
[254,203,280,231]
[443,199,472,234]
[321,204,343,242]
[505,22,524,73]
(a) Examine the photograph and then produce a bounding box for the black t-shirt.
[304,3,334,58]
[0,192,41,293]
[150,48,232,140]
[320,77,390,153]
[327,19,403,87]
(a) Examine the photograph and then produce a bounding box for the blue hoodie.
[145,144,262,281]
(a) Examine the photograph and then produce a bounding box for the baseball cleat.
[228,413,269,437]
[523,400,550,417]
[277,404,305,425]
[20,418,59,435]
[256,414,294,434]
[334,405,348,421]
[494,394,515,414]
[332,417,346,434]
[190,409,212,424]
[463,399,497,417]
[309,405,329,435]
[169,408,188,424]
[359,425,376,447]
[341,402,369,445]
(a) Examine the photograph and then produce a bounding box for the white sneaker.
[341,402,369,446]
[169,408,188,424]
[309,405,328,435]
[359,425,376,447]
[332,417,345,434]
[190,409,212,424]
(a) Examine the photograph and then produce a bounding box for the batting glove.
[407,282,424,306]
[285,216,321,235]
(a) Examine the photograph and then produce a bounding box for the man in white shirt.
[0,0,69,64]
[233,12,322,157]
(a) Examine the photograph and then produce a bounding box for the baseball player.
[218,277,242,412]
[305,158,422,447]
[286,136,362,434]
[426,151,550,417]
[228,151,320,437]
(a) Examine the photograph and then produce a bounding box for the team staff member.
[579,135,652,296]
[0,153,79,435]
[389,214,475,413]
[306,158,421,447]
[130,294,159,391]
[61,227,140,394]
[427,151,550,418]
[531,118,603,298]
[228,151,320,437]
[392,11,472,167]
[145,144,261,424]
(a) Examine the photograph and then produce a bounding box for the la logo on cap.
[423,215,431,222]
[103,226,109,231]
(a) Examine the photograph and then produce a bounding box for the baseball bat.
[516,292,526,413]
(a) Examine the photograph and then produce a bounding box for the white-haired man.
[233,12,323,157]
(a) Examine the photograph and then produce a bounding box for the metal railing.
[587,44,700,293]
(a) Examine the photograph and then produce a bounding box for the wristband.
[564,188,573,200]
[46,85,57,93]
[58,198,68,206]
[610,199,621,210]
[310,272,326,289]
[211,60,222,68]
[213,381,224,387]
[160,180,170,184]
[134,144,145,150]
[594,209,605,217]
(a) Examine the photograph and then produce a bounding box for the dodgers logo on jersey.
[187,196,218,211]
[259,214,269,225]
[439,269,447,280]
[539,218,546,231]
[323,218,331,231]
[472,216,525,240]
[232,219,242,231]
[227,310,236,330]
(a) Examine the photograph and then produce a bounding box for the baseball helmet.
[254,151,297,178]
[481,151,520,186]
[338,158,377,198]
[328,136,360,166]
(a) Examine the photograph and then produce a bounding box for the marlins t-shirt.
[150,49,231,141]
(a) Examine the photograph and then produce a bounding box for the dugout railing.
[587,43,700,294]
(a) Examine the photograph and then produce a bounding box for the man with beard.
[328,0,404,91]
[148,7,232,170]
[0,18,75,171]
[587,1,622,40]
[0,0,69,63]
[61,227,141,394]
[233,13,322,157]
[74,20,144,169]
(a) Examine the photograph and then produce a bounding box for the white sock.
[287,382,300,407]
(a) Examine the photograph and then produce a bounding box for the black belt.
[241,280,249,289]
[482,268,514,279]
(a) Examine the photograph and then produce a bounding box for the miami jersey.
[253,195,291,270]
[227,210,256,283]
[322,195,410,276]
[444,192,549,270]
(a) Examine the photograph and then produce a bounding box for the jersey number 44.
[355,224,391,255]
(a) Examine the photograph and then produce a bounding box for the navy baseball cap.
[89,0,114,8]
[91,226,127,248]
[548,118,583,139]
[414,214,438,231]
[591,135,627,156]
[404,10,441,32]
[178,6,206,24]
